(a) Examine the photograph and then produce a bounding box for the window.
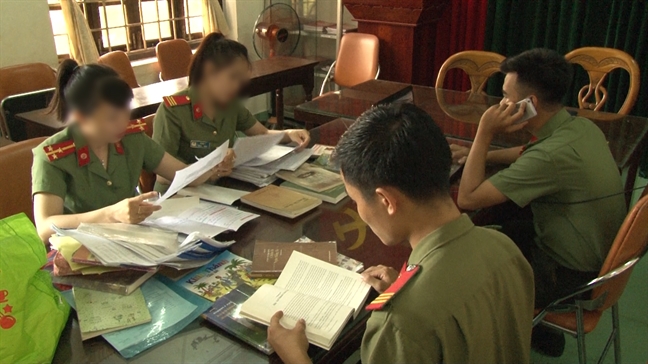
[48,0,204,59]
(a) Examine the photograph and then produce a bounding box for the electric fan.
[252,3,301,59]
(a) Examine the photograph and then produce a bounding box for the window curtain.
[60,0,99,64]
[201,0,231,38]
[433,0,489,91]
[483,0,648,118]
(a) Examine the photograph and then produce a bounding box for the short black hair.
[333,103,452,202]
[500,48,573,105]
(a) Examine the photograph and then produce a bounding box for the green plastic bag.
[0,213,70,363]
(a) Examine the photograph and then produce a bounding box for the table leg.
[303,69,315,101]
[275,88,284,130]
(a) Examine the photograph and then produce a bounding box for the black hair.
[500,48,573,105]
[188,32,250,86]
[48,59,133,121]
[333,103,452,202]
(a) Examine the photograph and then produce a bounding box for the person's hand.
[361,265,399,293]
[478,101,528,137]
[109,191,161,224]
[286,129,311,151]
[450,144,470,164]
[211,149,236,180]
[267,311,311,364]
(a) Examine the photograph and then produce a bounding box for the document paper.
[157,141,229,204]
[233,133,285,167]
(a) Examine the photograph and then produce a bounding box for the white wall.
[0,0,58,68]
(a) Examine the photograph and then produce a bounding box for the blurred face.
[74,102,131,144]
[502,72,539,121]
[342,173,406,247]
[204,57,250,104]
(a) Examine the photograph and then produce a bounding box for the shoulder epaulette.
[43,140,76,162]
[124,119,148,135]
[163,95,192,107]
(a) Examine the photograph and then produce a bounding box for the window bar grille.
[184,0,191,40]
[154,0,163,44]
[169,0,178,40]
[137,0,146,50]
[119,0,132,52]
[100,1,112,52]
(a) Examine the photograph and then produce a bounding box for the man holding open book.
[268,104,535,363]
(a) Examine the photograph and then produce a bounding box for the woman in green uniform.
[32,59,216,244]
[152,32,310,192]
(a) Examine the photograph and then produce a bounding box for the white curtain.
[201,0,231,38]
[60,0,100,64]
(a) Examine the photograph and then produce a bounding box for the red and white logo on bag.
[0,289,16,329]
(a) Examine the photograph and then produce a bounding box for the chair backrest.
[156,39,193,81]
[0,137,48,222]
[334,33,380,88]
[591,192,648,312]
[98,51,139,88]
[1,88,55,142]
[565,47,640,115]
[138,115,156,193]
[435,50,505,94]
[0,63,56,103]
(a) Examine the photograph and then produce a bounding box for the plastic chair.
[319,33,380,96]
[533,189,648,364]
[98,51,139,88]
[137,115,156,193]
[435,50,505,95]
[1,88,55,142]
[0,137,48,222]
[156,39,193,81]
[565,47,640,115]
[0,63,56,139]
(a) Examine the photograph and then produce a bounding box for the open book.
[240,251,371,350]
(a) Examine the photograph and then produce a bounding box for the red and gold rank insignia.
[365,263,420,311]
[124,119,148,135]
[193,103,203,119]
[162,95,191,107]
[114,141,124,155]
[43,140,76,162]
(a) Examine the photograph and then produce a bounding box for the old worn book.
[240,251,371,350]
[202,284,274,355]
[73,287,151,340]
[51,269,157,296]
[276,164,343,193]
[250,241,337,278]
[241,185,322,219]
[280,181,347,204]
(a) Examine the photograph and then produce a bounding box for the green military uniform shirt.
[152,86,258,164]
[361,215,534,364]
[32,121,166,214]
[489,108,626,272]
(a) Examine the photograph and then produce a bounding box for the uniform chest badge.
[190,140,211,149]
[365,263,420,311]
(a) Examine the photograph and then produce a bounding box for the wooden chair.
[565,47,640,115]
[532,188,648,364]
[138,115,156,193]
[156,39,193,81]
[0,137,48,222]
[319,33,380,96]
[98,51,139,88]
[0,63,56,139]
[435,51,505,95]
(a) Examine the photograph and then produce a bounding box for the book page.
[240,284,353,348]
[275,251,370,314]
[177,202,259,231]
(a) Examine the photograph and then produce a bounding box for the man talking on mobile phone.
[454,48,626,356]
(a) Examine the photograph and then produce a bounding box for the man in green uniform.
[456,48,626,355]
[267,104,534,364]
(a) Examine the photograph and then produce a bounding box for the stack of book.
[277,163,348,204]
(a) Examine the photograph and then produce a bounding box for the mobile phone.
[514,98,537,124]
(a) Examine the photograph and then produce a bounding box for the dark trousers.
[500,220,599,308]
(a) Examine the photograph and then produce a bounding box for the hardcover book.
[250,241,337,278]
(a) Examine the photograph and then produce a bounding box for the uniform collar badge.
[114,141,124,155]
[365,263,420,311]
[76,145,90,167]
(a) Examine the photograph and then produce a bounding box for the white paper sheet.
[157,141,229,204]
[260,148,313,172]
[243,145,295,167]
[233,133,285,167]
[147,217,229,237]
[177,202,258,231]
[177,185,247,205]
[149,196,200,219]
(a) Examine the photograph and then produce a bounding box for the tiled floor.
[531,242,648,364]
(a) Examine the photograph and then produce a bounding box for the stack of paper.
[229,134,313,187]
